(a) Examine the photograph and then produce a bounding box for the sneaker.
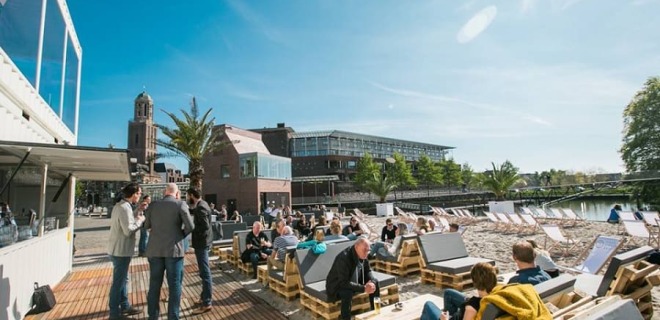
[122,307,142,316]
[192,305,212,315]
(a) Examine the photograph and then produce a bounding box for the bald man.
[326,238,380,320]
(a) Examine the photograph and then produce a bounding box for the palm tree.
[481,161,521,200]
[363,172,398,203]
[155,97,227,191]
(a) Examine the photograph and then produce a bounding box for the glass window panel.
[62,34,78,131]
[0,0,42,85]
[39,0,66,114]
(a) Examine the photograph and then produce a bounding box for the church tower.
[127,91,157,178]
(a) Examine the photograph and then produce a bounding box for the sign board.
[488,201,515,213]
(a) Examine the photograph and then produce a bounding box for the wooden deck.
[25,249,288,320]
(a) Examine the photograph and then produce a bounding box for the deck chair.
[641,211,660,227]
[541,224,580,257]
[559,236,623,275]
[495,212,515,233]
[519,214,539,232]
[562,208,586,223]
[550,208,576,227]
[436,216,451,233]
[622,220,658,248]
[506,212,534,234]
[521,207,535,216]
[534,207,552,222]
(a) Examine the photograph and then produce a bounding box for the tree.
[363,172,397,203]
[155,97,227,191]
[461,163,475,191]
[437,158,462,190]
[621,76,660,206]
[481,160,521,200]
[416,154,442,195]
[387,152,417,199]
[354,153,380,190]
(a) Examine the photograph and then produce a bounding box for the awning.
[292,175,339,183]
[0,140,131,181]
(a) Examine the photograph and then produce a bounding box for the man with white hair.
[144,183,194,320]
[264,225,299,285]
[327,238,380,320]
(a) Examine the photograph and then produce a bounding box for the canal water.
[536,198,641,222]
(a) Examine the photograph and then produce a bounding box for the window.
[221,165,230,179]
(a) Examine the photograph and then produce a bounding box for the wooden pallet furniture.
[268,247,302,300]
[373,234,421,276]
[295,240,400,320]
[212,222,247,249]
[573,246,659,320]
[417,232,495,290]
[234,229,275,275]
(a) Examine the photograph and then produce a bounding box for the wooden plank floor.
[26,249,288,320]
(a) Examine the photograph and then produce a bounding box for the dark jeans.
[138,227,148,255]
[444,289,467,317]
[195,246,212,307]
[249,248,273,276]
[147,257,184,320]
[336,282,380,320]
[109,256,132,317]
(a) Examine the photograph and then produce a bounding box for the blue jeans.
[109,256,132,317]
[138,227,148,255]
[421,301,443,320]
[195,247,212,307]
[147,257,184,320]
[444,289,467,316]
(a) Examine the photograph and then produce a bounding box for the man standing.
[107,183,144,320]
[144,183,194,320]
[187,188,213,315]
[326,238,380,320]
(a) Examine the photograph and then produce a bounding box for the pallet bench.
[417,232,495,290]
[295,240,400,320]
[373,234,421,277]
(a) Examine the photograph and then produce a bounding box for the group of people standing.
[107,182,214,320]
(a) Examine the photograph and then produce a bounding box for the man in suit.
[144,183,194,320]
[187,188,213,314]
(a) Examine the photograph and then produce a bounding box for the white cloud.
[225,0,287,44]
[521,0,537,14]
[457,5,497,44]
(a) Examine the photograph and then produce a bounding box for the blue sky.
[68,0,660,174]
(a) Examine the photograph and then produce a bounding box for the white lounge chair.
[520,214,539,232]
[541,224,580,257]
[560,235,624,275]
[506,213,534,234]
[641,211,660,227]
[622,220,658,248]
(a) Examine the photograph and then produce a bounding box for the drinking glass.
[373,297,381,314]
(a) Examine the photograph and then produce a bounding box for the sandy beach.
[219,214,660,319]
[73,214,660,319]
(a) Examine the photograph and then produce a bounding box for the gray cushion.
[212,239,233,247]
[234,230,251,253]
[269,270,285,282]
[582,298,644,320]
[303,271,396,302]
[220,222,246,239]
[243,215,260,227]
[536,274,575,301]
[417,232,468,264]
[427,257,494,274]
[296,241,354,287]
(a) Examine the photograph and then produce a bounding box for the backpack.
[28,282,56,314]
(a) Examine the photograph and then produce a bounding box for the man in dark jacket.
[326,238,379,320]
[187,188,214,315]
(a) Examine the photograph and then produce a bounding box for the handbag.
[28,282,56,314]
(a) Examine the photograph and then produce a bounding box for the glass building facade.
[239,152,292,180]
[0,0,81,133]
[290,130,451,162]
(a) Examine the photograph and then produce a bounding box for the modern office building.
[0,1,131,318]
[252,124,453,196]
[203,125,291,215]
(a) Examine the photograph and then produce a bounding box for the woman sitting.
[415,217,430,235]
[421,262,497,320]
[296,214,311,238]
[370,223,408,259]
